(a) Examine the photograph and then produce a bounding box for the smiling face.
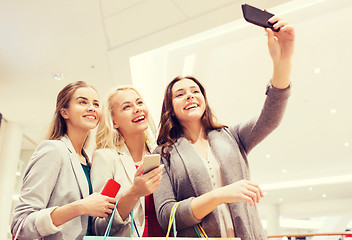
[171,78,206,126]
[111,88,149,137]
[60,87,100,132]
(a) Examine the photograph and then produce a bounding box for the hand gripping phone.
[241,4,280,32]
[101,178,121,198]
[143,154,160,174]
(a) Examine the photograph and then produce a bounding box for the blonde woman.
[11,81,116,240]
[91,86,163,237]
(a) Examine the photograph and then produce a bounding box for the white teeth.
[185,104,197,110]
[85,116,95,119]
[133,116,145,122]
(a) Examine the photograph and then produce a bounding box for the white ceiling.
[1,0,352,226]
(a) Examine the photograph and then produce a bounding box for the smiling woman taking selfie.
[153,16,295,240]
[11,81,116,240]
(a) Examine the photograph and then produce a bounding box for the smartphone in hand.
[143,154,160,174]
[101,178,121,198]
[242,4,280,32]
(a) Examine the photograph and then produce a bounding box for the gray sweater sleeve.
[11,141,64,239]
[228,84,291,154]
[153,147,201,233]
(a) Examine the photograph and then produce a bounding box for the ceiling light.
[282,169,287,173]
[314,67,321,74]
[330,109,337,114]
[308,187,313,191]
[322,194,327,198]
[265,154,271,159]
[52,73,64,81]
[279,197,283,202]
[344,142,350,147]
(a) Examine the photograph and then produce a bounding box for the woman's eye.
[123,105,131,110]
[137,101,144,105]
[79,101,87,105]
[193,90,200,94]
[94,103,100,108]
[175,93,183,98]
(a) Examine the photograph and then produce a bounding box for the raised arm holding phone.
[153,5,294,240]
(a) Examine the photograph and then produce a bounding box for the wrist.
[212,188,224,205]
[71,200,86,216]
[124,186,141,202]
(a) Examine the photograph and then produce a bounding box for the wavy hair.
[95,86,157,152]
[47,81,96,141]
[157,76,226,157]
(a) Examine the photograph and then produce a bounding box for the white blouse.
[197,142,235,238]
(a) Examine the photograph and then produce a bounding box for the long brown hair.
[157,76,226,157]
[47,81,96,140]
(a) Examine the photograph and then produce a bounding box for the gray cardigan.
[153,85,290,240]
[11,135,90,240]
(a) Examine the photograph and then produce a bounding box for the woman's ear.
[60,108,69,120]
[113,120,119,129]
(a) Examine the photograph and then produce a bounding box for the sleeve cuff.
[35,207,65,236]
[178,198,202,226]
[114,209,130,225]
[265,83,291,100]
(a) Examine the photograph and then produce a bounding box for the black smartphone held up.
[241,4,280,32]
[143,154,160,174]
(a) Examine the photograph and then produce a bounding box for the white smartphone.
[143,154,160,174]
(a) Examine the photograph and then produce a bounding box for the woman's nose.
[134,105,142,113]
[186,93,194,100]
[88,103,96,111]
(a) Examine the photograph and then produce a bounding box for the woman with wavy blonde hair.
[91,86,164,237]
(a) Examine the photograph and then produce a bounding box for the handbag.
[84,201,240,240]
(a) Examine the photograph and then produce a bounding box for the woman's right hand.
[131,163,164,197]
[78,192,116,218]
[217,179,263,206]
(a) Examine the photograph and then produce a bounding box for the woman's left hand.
[266,15,295,64]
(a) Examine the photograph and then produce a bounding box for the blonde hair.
[96,86,157,151]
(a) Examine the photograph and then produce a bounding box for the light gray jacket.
[90,146,145,237]
[153,85,290,240]
[11,135,90,240]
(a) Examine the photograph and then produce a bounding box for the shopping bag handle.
[104,201,118,238]
[165,201,209,240]
[165,202,181,240]
[103,200,140,238]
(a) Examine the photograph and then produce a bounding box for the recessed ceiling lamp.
[322,194,327,198]
[344,142,350,147]
[282,169,287,174]
[52,73,64,81]
[314,67,321,74]
[330,109,337,114]
[265,154,271,159]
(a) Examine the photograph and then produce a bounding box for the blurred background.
[0,0,351,239]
